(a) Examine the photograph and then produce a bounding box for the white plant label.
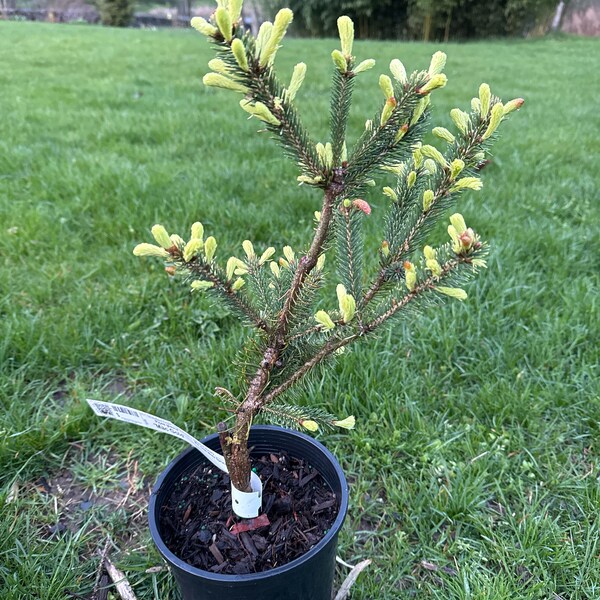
[86,399,262,518]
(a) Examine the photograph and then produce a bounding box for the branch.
[262,258,464,403]
[330,68,355,165]
[345,80,425,190]
[362,120,488,308]
[187,259,269,333]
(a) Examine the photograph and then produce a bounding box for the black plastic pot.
[149,425,349,600]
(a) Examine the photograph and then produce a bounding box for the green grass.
[1,21,599,599]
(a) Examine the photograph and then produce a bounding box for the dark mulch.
[159,450,338,575]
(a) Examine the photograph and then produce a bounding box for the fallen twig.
[333,559,372,600]
[104,555,138,600]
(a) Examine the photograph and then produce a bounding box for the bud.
[133,243,169,258]
[190,16,218,37]
[432,127,455,144]
[191,280,215,291]
[365,179,376,187]
[170,234,185,249]
[151,224,172,249]
[422,189,434,211]
[316,143,327,167]
[279,257,290,269]
[404,262,417,292]
[418,73,447,95]
[379,74,394,100]
[423,245,436,261]
[242,240,255,259]
[420,145,447,168]
[259,8,293,67]
[226,256,242,280]
[314,211,322,222]
[333,415,355,429]
[331,49,347,73]
[460,228,476,249]
[448,225,461,253]
[228,0,243,22]
[208,58,229,74]
[382,187,398,201]
[337,15,354,57]
[203,73,248,93]
[324,143,333,169]
[316,253,326,270]
[450,213,467,234]
[450,108,470,135]
[283,246,295,263]
[259,247,275,264]
[340,293,356,323]
[336,284,351,320]
[381,240,390,258]
[183,238,203,262]
[353,199,371,215]
[300,419,319,432]
[410,96,430,126]
[354,59,375,74]
[412,144,423,168]
[407,170,417,187]
[342,197,351,210]
[436,286,467,301]
[479,83,491,118]
[287,62,306,101]
[297,175,320,185]
[315,310,335,331]
[270,261,280,278]
[231,38,248,71]
[426,259,442,277]
[365,119,373,131]
[380,97,397,126]
[503,98,524,115]
[381,163,405,175]
[450,177,483,192]
[215,6,233,41]
[240,100,281,126]
[482,102,504,140]
[204,236,217,261]
[255,21,273,57]
[191,222,204,241]
[428,51,447,76]
[231,277,245,291]
[423,159,436,175]
[389,59,407,84]
[395,122,409,142]
[450,159,465,179]
[471,97,481,113]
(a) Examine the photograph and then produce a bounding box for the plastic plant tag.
[86,399,262,518]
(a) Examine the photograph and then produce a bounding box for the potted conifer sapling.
[128,2,524,598]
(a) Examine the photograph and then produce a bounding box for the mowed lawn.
[0,21,599,599]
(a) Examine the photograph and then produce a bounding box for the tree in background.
[97,0,133,26]
[261,0,562,40]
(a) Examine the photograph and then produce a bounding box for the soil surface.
[159,450,339,574]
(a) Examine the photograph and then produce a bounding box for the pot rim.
[148,424,349,582]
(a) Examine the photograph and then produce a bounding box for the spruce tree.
[134,0,523,498]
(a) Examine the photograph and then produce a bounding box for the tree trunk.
[444,10,452,42]
[423,12,432,41]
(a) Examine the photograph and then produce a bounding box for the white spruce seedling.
[135,2,524,500]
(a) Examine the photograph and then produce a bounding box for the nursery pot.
[149,425,349,600]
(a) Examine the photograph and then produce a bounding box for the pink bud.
[460,228,475,247]
[352,199,371,215]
